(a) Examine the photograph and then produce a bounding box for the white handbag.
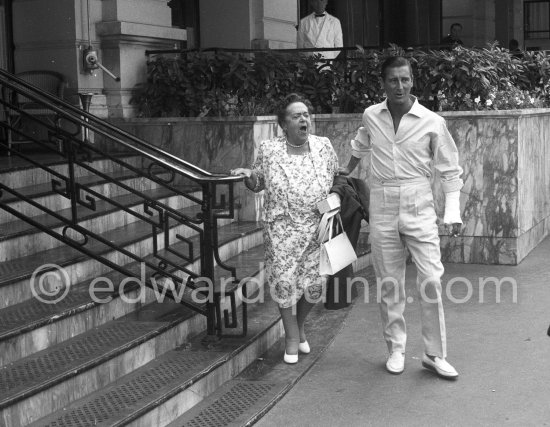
[318,211,357,276]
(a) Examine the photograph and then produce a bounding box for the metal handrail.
[0,68,248,337]
[0,68,240,183]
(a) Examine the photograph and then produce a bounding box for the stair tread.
[0,153,135,175]
[0,302,195,408]
[0,244,268,410]
[27,287,280,427]
[0,184,200,241]
[31,266,374,427]
[0,198,212,285]
[0,201,198,285]
[0,208,260,283]
[0,169,140,204]
[0,226,264,341]
[0,153,69,174]
[169,265,376,427]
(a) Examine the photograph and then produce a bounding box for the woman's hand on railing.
[230,168,260,191]
[230,168,252,178]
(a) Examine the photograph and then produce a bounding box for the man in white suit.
[297,0,343,60]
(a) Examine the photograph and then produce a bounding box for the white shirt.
[297,12,343,60]
[351,97,463,193]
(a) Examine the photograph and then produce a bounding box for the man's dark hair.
[380,56,412,80]
[450,22,462,31]
[276,93,314,127]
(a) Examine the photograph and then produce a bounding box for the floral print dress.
[251,135,339,308]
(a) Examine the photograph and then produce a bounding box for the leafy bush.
[132,44,550,117]
[413,42,550,111]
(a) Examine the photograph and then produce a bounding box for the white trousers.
[370,178,447,358]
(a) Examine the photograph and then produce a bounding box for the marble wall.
[117,108,550,265]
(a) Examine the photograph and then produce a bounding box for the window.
[524,0,550,40]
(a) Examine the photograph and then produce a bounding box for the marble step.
[0,196,243,309]
[0,178,202,261]
[0,245,270,427]
[0,169,173,225]
[0,183,202,268]
[0,196,199,307]
[0,155,142,190]
[0,188,202,262]
[0,220,263,366]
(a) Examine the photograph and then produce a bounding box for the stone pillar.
[96,0,186,118]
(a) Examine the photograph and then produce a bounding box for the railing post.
[65,129,79,224]
[201,182,218,337]
[78,93,94,144]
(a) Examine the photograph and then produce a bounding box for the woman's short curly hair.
[276,93,314,127]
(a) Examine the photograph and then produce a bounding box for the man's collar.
[380,96,425,117]
[314,13,326,17]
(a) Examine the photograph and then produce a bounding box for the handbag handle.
[318,209,338,242]
[318,211,344,243]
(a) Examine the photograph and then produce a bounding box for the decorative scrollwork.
[51,178,69,198]
[148,162,175,184]
[76,184,97,211]
[62,225,89,246]
[143,200,164,227]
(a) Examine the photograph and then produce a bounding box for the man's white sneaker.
[422,354,459,379]
[386,351,405,374]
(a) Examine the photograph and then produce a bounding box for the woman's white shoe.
[298,340,311,354]
[284,352,298,364]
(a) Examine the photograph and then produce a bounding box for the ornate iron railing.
[0,68,247,336]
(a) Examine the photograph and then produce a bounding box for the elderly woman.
[231,93,339,363]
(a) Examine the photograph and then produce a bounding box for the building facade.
[0,0,548,118]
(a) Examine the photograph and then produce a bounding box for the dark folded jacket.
[325,176,369,310]
[330,175,369,226]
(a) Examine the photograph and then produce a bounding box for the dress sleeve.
[327,139,339,176]
[250,140,266,192]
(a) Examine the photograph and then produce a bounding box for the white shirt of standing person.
[297,12,343,60]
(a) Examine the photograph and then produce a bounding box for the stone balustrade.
[114,108,550,265]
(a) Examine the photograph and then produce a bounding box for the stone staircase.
[0,153,371,426]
